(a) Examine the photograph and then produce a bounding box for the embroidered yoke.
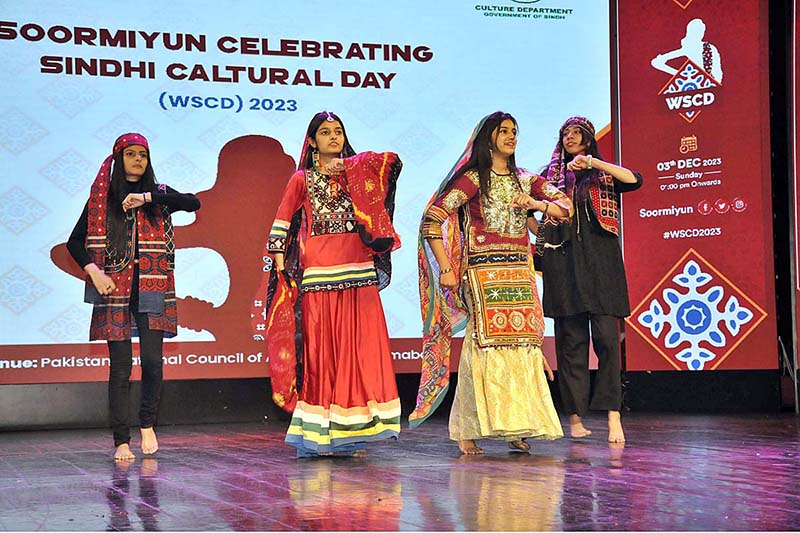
[268,169,378,292]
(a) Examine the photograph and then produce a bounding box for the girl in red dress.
[263,111,402,457]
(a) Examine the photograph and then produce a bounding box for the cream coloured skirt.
[448,322,564,441]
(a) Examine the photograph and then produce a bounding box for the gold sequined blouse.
[423,169,571,262]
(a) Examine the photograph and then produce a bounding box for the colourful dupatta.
[408,115,492,429]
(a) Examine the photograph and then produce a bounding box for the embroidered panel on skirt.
[466,262,544,348]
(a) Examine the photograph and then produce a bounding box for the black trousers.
[554,313,622,417]
[107,311,164,447]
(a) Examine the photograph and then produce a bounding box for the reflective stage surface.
[1,414,799,531]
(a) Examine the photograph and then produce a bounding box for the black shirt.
[540,172,643,318]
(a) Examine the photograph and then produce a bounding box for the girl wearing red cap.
[67,133,200,460]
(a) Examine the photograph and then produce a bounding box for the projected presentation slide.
[0,0,610,383]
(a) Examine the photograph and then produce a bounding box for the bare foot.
[569,415,592,438]
[351,449,368,457]
[458,439,484,455]
[114,443,135,461]
[140,427,159,455]
[508,439,531,452]
[608,411,625,443]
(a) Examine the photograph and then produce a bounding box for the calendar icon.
[679,135,698,153]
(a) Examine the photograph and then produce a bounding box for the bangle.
[543,202,550,216]
[142,193,147,203]
[587,155,593,170]
[440,267,453,275]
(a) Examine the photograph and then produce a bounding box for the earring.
[312,148,320,169]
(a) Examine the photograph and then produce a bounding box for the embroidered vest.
[586,171,619,236]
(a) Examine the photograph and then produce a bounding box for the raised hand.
[122,192,147,212]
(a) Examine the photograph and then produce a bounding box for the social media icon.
[698,199,713,215]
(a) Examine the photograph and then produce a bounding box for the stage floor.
[1,413,799,531]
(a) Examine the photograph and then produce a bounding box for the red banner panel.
[617,0,776,370]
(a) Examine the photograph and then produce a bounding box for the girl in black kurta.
[535,117,642,443]
[67,133,200,461]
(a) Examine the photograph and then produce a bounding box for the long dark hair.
[453,111,519,198]
[561,127,603,201]
[300,111,357,170]
[106,150,160,254]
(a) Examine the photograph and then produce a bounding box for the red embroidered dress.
[270,169,380,292]
[266,152,401,455]
[414,168,570,440]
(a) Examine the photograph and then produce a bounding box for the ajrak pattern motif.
[630,251,767,371]
[83,133,177,341]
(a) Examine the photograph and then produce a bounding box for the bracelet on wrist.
[543,202,550,216]
[440,267,453,275]
[587,155,593,170]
